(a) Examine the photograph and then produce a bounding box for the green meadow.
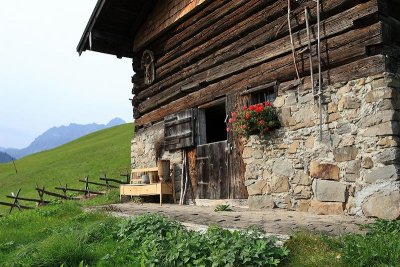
[0,123,133,214]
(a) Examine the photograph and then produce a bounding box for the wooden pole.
[12,158,18,174]
[287,0,300,80]
[9,189,22,214]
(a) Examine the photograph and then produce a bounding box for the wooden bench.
[120,167,175,205]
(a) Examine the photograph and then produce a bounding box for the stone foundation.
[131,74,400,220]
[244,73,400,220]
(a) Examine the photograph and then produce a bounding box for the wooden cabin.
[78,0,400,219]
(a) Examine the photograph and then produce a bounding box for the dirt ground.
[94,202,374,238]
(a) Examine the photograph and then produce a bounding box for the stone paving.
[98,202,374,236]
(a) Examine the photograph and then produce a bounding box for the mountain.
[0,152,13,163]
[0,118,126,161]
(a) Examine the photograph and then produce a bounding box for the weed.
[131,196,143,204]
[214,203,233,212]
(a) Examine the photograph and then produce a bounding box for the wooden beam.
[241,81,278,96]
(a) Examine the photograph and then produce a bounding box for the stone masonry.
[131,122,183,193]
[243,73,400,220]
[131,74,400,220]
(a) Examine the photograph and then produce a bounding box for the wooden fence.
[0,172,130,215]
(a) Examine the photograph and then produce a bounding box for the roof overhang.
[77,0,156,58]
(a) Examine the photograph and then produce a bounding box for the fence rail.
[0,171,129,215]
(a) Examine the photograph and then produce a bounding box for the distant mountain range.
[0,152,13,163]
[0,118,125,162]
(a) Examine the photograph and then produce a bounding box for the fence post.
[9,189,22,214]
[85,176,90,197]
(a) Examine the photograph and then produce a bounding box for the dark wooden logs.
[142,0,366,95]
[138,20,383,115]
[137,0,379,110]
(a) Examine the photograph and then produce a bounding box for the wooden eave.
[76,0,156,58]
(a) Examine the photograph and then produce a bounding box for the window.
[241,81,277,106]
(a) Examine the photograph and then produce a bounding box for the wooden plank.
[138,1,380,111]
[137,55,386,126]
[131,167,159,173]
[165,117,191,127]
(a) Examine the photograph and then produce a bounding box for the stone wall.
[244,73,400,220]
[131,122,183,193]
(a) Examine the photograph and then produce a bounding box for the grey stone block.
[364,165,398,183]
[248,195,275,210]
[312,180,347,202]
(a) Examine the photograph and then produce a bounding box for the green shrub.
[339,220,400,267]
[114,214,288,267]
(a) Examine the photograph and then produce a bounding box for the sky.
[0,1,133,149]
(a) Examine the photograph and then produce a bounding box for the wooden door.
[194,95,248,199]
[196,141,229,199]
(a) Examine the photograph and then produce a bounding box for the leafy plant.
[115,214,287,267]
[227,101,280,138]
[214,203,233,212]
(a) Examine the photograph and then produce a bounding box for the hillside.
[0,123,133,213]
[1,118,125,160]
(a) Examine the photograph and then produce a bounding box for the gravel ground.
[91,202,374,238]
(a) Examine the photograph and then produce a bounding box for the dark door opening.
[205,103,227,143]
[197,100,227,145]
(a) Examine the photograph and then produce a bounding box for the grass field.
[0,123,133,213]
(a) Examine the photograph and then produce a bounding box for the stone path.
[96,202,374,236]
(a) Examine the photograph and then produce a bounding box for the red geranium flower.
[265,101,271,107]
[245,112,251,119]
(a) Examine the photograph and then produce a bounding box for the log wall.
[132,0,399,126]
